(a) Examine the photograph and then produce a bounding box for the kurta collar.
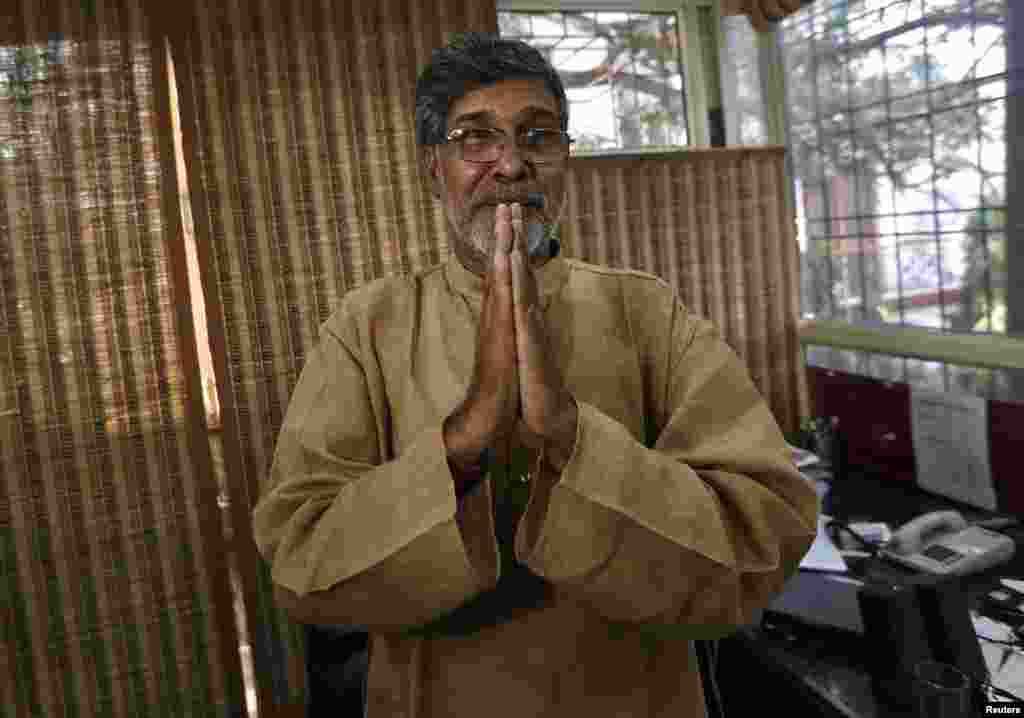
[444,250,570,307]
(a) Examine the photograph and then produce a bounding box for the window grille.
[499,10,690,152]
[781,0,1007,335]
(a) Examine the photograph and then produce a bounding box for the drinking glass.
[912,660,971,718]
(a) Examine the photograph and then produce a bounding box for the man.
[254,32,818,718]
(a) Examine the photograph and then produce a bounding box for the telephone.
[880,510,1015,576]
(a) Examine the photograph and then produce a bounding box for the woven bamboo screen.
[563,149,809,437]
[0,0,243,716]
[167,0,499,711]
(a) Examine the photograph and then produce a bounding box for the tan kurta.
[253,253,819,718]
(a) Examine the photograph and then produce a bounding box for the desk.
[716,469,1024,718]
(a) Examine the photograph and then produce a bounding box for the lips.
[478,200,526,208]
[476,193,542,209]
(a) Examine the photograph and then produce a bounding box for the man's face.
[431,77,568,272]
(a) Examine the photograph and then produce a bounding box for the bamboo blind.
[563,148,809,437]
[168,0,499,712]
[0,0,243,717]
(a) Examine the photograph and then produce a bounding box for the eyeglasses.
[443,127,574,165]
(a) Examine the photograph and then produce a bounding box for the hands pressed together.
[443,203,578,490]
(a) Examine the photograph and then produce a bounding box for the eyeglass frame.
[442,126,575,165]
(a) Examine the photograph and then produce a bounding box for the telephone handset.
[880,510,1015,576]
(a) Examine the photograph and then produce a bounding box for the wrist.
[449,447,491,500]
[443,412,492,483]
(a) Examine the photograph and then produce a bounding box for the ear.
[421,147,443,199]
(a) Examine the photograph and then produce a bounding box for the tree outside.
[498,11,690,152]
[779,0,1008,335]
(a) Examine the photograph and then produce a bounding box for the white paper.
[910,387,997,510]
[788,444,821,469]
[799,514,848,572]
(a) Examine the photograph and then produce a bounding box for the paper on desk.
[910,387,997,511]
[788,444,821,469]
[799,514,848,572]
[1000,578,1024,595]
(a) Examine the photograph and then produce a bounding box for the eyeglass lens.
[460,130,568,164]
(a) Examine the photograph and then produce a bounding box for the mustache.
[471,194,555,231]
[473,191,545,211]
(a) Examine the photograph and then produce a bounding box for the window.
[720,14,770,145]
[778,0,1024,402]
[782,0,1008,334]
[497,5,693,151]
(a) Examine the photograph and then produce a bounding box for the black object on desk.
[856,572,988,712]
[720,469,1024,718]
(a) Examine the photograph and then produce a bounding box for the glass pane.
[782,0,1009,335]
[904,357,947,392]
[877,245,902,321]
[818,56,850,111]
[982,230,1006,332]
[806,345,862,374]
[992,368,1024,403]
[982,173,1005,202]
[850,46,886,110]
[852,103,885,133]
[801,238,837,318]
[947,364,995,398]
[797,171,827,219]
[899,238,940,291]
[499,10,688,152]
[886,28,927,103]
[979,99,1006,175]
[862,352,907,383]
[720,14,766,145]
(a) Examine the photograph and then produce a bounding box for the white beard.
[459,208,554,262]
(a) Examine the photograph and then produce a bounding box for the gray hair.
[415,32,569,148]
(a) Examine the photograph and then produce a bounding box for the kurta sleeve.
[252,303,499,633]
[515,290,818,640]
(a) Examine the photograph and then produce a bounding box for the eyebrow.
[451,106,561,127]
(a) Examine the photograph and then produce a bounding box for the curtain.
[563,148,809,438]
[0,0,243,717]
[168,0,499,712]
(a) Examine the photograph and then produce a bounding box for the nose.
[493,137,531,182]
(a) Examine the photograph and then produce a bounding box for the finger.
[511,202,525,250]
[494,203,513,275]
[497,203,514,255]
[485,204,511,338]
[512,258,547,410]
[510,203,540,308]
[487,206,519,396]
[488,204,514,333]
[510,204,526,307]
[512,204,541,309]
